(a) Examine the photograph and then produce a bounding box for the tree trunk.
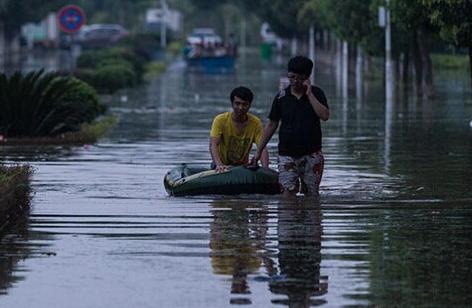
[469,47,472,91]
[402,49,409,86]
[417,27,434,98]
[412,31,423,97]
[323,30,329,51]
[356,45,363,100]
[0,22,4,72]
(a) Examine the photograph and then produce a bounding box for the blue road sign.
[57,5,86,34]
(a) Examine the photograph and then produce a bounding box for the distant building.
[21,13,59,48]
[145,8,182,36]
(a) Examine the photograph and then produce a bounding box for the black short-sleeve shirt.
[269,85,328,157]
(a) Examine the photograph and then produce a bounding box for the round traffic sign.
[57,5,86,33]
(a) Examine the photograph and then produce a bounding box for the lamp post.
[160,0,167,49]
[309,24,315,83]
[385,0,393,102]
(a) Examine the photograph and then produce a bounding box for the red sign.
[57,5,86,34]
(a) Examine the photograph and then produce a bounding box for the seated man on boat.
[210,86,269,172]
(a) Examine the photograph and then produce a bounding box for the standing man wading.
[252,56,330,197]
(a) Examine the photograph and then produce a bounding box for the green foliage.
[303,0,384,55]
[76,48,143,93]
[423,0,472,49]
[93,64,137,93]
[78,115,117,142]
[0,0,67,39]
[431,53,470,70]
[61,77,106,125]
[0,70,105,137]
[167,41,184,56]
[242,0,308,38]
[0,164,32,231]
[77,48,145,78]
[145,61,167,78]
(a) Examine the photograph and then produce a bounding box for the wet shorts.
[278,151,325,196]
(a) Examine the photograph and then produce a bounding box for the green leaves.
[423,0,472,48]
[0,70,105,138]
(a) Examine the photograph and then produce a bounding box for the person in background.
[210,86,269,172]
[252,56,330,197]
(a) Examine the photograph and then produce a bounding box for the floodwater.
[1,50,472,307]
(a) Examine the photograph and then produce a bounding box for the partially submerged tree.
[391,0,437,98]
[423,0,472,90]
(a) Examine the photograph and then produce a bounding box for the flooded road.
[1,51,472,307]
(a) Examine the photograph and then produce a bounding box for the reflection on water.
[210,198,327,306]
[0,213,30,295]
[269,199,327,307]
[0,50,471,307]
[210,200,269,305]
[365,203,472,307]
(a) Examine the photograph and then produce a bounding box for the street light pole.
[160,0,167,49]
[309,24,315,83]
[385,0,393,102]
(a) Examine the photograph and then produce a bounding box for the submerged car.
[76,24,128,48]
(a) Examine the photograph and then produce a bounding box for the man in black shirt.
[252,56,329,197]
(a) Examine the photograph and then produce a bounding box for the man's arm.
[252,120,279,164]
[260,147,269,168]
[209,136,228,172]
[304,80,329,121]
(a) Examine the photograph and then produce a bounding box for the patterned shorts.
[278,151,325,196]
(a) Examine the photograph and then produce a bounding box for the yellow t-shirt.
[210,112,263,165]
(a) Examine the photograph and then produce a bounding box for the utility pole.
[160,0,167,49]
[342,41,348,98]
[240,15,246,50]
[309,24,315,83]
[0,22,4,71]
[385,0,393,102]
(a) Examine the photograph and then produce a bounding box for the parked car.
[76,24,128,48]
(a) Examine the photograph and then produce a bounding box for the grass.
[0,165,33,233]
[167,41,184,57]
[431,53,470,71]
[0,115,117,146]
[144,61,167,79]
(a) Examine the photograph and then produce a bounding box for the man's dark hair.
[288,56,313,76]
[230,86,253,103]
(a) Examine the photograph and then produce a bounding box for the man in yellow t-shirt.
[210,86,269,172]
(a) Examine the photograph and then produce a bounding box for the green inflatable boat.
[164,164,280,196]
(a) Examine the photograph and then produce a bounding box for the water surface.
[1,51,472,307]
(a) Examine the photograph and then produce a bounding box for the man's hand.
[215,164,229,173]
[303,79,312,96]
[250,151,262,166]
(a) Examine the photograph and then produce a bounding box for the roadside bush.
[0,164,32,232]
[431,54,470,70]
[0,70,106,137]
[60,77,106,127]
[76,48,145,90]
[145,61,167,78]
[76,51,103,69]
[167,41,184,56]
[93,64,137,93]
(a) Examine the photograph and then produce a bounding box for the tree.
[242,0,308,39]
[423,0,472,89]
[391,0,437,97]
